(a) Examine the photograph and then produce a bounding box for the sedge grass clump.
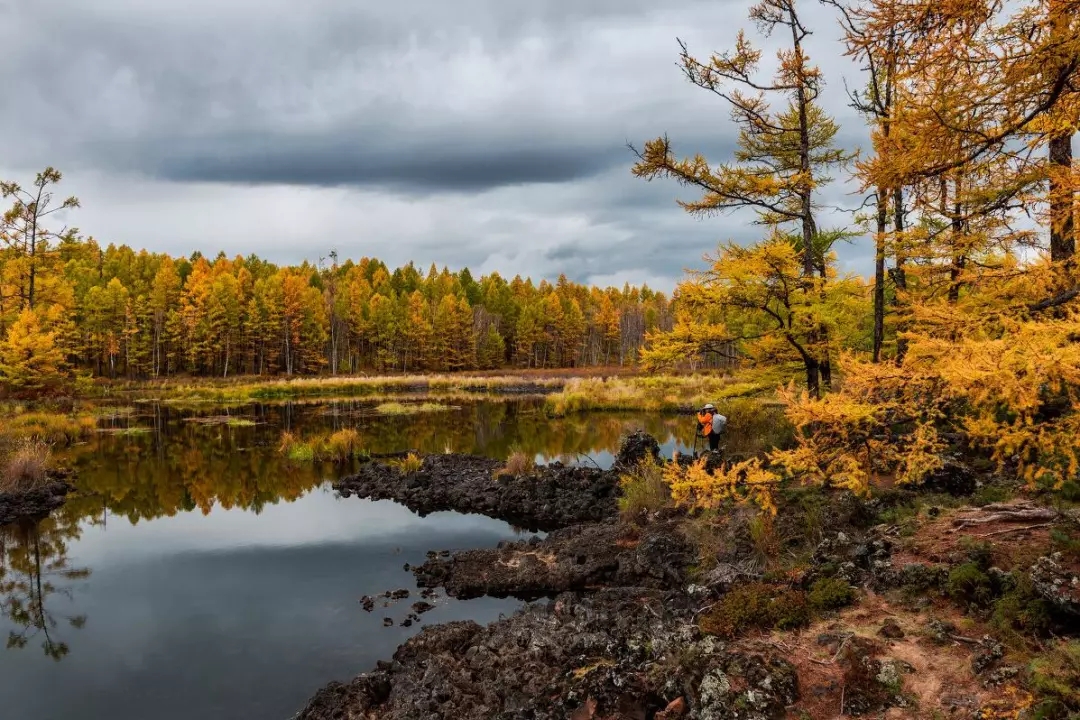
[617,455,670,519]
[1,439,53,493]
[495,450,536,479]
[325,429,364,460]
[391,453,423,474]
[279,429,367,463]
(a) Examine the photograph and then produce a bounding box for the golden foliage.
[662,456,779,515]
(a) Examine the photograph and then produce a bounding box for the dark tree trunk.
[1049,132,1075,262]
[873,187,887,362]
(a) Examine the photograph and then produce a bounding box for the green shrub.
[699,583,810,637]
[1050,528,1080,562]
[991,573,1053,646]
[1058,481,1080,503]
[959,537,994,570]
[808,578,856,611]
[1030,641,1080,717]
[946,562,993,608]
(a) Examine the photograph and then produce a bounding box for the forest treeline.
[0,176,674,389]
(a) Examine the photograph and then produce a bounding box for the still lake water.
[0,399,694,720]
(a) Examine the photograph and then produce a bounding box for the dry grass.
[542,371,783,417]
[495,450,537,478]
[119,373,570,405]
[278,429,368,463]
[1,439,53,493]
[374,401,453,416]
[617,455,670,519]
[390,453,424,474]
[0,409,98,446]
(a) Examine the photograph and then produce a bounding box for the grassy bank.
[98,372,573,405]
[0,405,99,493]
[542,368,790,417]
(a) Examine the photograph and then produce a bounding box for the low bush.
[946,562,994,609]
[808,577,856,611]
[1029,641,1080,718]
[990,573,1053,646]
[699,582,810,638]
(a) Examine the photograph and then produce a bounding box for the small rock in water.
[382,618,393,627]
[385,589,410,600]
[411,601,435,615]
[359,596,375,612]
[400,618,413,628]
[402,563,411,572]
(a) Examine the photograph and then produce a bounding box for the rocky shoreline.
[0,473,74,526]
[334,453,621,532]
[301,435,1080,720]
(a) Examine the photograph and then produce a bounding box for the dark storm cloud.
[0,0,875,285]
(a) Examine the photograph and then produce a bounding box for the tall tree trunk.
[1049,132,1075,262]
[893,185,908,362]
[804,355,820,398]
[873,187,888,362]
[948,177,965,304]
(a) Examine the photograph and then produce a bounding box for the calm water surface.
[0,399,693,720]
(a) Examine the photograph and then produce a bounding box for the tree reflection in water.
[0,514,90,661]
[1,397,771,661]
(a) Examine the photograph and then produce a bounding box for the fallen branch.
[978,522,1054,538]
[950,502,1058,530]
[948,634,981,645]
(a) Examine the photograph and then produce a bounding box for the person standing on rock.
[696,403,727,453]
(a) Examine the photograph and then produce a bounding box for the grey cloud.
[0,0,877,284]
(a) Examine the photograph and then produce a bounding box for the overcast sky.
[0,0,873,292]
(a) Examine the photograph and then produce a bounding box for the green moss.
[808,578,856,611]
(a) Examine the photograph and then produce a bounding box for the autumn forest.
[0,169,673,389]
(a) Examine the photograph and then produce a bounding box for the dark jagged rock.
[412,519,694,600]
[614,430,661,470]
[296,590,798,720]
[0,478,74,527]
[410,601,434,615]
[1029,554,1080,620]
[335,453,619,531]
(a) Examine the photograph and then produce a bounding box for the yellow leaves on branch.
[663,456,780,515]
